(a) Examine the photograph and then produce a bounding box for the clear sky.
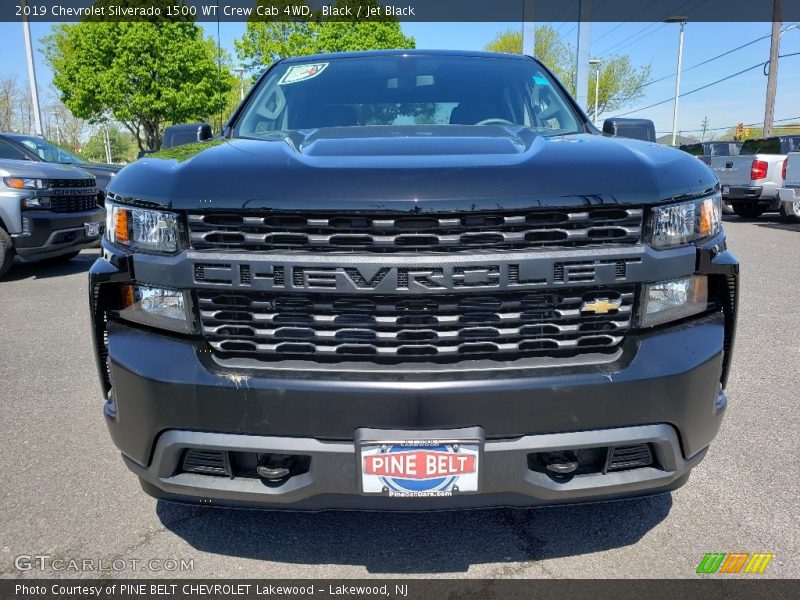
[1,19,798,138]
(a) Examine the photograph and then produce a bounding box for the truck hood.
[0,158,95,180]
[81,162,122,174]
[108,127,718,211]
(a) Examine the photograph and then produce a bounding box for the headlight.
[106,201,179,253]
[647,194,721,249]
[118,285,192,333]
[640,275,708,327]
[4,177,48,190]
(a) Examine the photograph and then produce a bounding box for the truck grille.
[50,178,95,188]
[188,207,643,253]
[198,286,634,362]
[48,195,98,213]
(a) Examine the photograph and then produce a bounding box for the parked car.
[710,135,800,218]
[0,133,121,205]
[0,157,104,278]
[680,141,743,215]
[778,151,800,222]
[90,50,737,510]
[602,118,657,142]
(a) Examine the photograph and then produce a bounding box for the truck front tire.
[780,200,800,223]
[0,228,14,279]
[733,205,766,219]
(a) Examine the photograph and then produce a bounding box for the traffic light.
[735,123,744,141]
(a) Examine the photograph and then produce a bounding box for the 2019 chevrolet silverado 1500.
[0,133,121,205]
[0,158,104,278]
[90,51,738,510]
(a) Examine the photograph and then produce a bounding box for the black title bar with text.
[5,0,800,23]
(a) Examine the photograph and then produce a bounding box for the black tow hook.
[257,454,293,480]
[545,451,579,475]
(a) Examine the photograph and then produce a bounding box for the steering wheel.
[474,118,516,126]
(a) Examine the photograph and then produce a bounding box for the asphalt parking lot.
[0,214,797,579]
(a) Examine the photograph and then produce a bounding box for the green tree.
[484,26,651,117]
[588,56,651,116]
[44,20,234,151]
[235,0,414,75]
[83,125,137,163]
[484,26,572,85]
[235,1,318,73]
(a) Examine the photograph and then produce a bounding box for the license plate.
[85,222,101,237]
[359,439,480,497]
[722,185,730,195]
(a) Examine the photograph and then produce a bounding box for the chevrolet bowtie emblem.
[581,298,622,314]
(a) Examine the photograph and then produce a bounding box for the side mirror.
[197,124,213,142]
[161,123,213,150]
[602,118,656,143]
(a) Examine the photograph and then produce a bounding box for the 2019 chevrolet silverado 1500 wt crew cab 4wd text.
[89,51,738,510]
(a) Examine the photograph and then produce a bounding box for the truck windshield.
[234,55,584,137]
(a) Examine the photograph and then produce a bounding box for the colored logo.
[365,448,476,480]
[580,298,622,314]
[696,553,774,574]
[366,445,474,493]
[360,442,480,496]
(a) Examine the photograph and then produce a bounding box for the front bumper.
[130,424,706,510]
[12,208,105,260]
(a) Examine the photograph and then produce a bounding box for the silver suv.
[0,158,105,278]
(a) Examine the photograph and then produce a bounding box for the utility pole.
[666,17,687,147]
[522,0,536,57]
[104,123,112,164]
[21,0,43,136]
[700,116,709,142]
[52,111,61,145]
[575,1,593,111]
[763,0,782,138]
[589,59,602,126]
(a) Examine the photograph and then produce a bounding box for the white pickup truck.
[711,135,800,219]
[779,152,800,223]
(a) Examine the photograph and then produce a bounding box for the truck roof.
[281,49,534,64]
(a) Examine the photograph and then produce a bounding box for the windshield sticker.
[278,63,329,85]
[532,75,551,86]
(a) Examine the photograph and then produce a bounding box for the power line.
[596,0,708,57]
[597,22,666,57]
[640,33,771,89]
[592,0,662,48]
[655,115,800,134]
[612,52,800,118]
[549,1,576,27]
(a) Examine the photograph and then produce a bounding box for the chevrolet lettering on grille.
[193,257,644,293]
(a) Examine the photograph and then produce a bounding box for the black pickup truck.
[89,50,738,510]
